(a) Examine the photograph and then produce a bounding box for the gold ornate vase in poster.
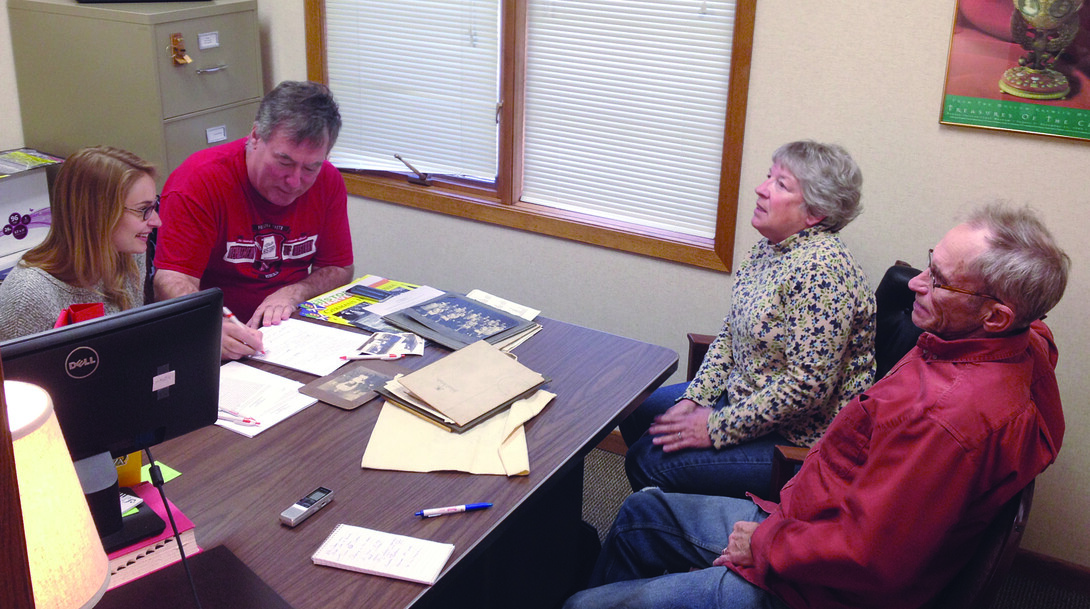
[942,0,1090,140]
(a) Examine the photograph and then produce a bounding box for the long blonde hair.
[21,146,157,310]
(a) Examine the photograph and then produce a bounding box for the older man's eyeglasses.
[926,249,1003,303]
[125,195,160,221]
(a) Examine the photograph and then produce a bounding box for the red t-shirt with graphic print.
[156,138,353,323]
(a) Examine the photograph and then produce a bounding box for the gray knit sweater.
[0,255,145,341]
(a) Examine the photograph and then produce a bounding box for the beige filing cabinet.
[9,0,262,178]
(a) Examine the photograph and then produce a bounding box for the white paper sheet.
[466,289,540,321]
[363,285,445,317]
[216,362,317,437]
[251,318,368,376]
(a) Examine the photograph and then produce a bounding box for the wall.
[3,0,1088,568]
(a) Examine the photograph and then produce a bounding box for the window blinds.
[324,0,501,178]
[323,0,735,239]
[522,1,734,239]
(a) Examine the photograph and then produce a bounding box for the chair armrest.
[686,333,715,382]
[768,445,809,502]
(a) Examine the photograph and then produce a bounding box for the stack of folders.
[383,291,540,351]
[377,340,548,433]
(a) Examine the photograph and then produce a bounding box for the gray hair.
[772,140,863,232]
[253,81,342,150]
[966,204,1069,328]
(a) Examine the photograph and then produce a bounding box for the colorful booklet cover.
[298,274,418,328]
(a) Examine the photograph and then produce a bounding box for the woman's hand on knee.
[648,403,714,452]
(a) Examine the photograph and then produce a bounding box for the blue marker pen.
[415,502,493,518]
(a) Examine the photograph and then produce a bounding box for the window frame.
[304,0,755,272]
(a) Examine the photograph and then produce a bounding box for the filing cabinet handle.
[196,64,229,75]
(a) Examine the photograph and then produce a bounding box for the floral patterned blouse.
[683,227,876,449]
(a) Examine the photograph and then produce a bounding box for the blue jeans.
[620,383,792,498]
[563,488,789,609]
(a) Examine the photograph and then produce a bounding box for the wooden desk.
[147,316,676,608]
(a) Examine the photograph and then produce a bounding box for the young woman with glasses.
[0,146,160,340]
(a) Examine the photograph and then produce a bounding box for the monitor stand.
[74,452,165,553]
[100,492,166,553]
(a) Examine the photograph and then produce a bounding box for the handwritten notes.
[252,318,367,376]
[311,524,454,585]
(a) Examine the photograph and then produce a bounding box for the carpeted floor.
[581,448,632,544]
[581,447,1090,609]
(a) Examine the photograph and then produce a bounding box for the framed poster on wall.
[941,0,1090,140]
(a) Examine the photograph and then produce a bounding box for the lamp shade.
[7,380,109,609]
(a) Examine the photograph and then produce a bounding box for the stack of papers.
[217,362,317,437]
[312,524,454,585]
[300,275,544,352]
[378,340,548,433]
[252,318,369,376]
[362,389,554,476]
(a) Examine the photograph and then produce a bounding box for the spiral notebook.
[312,524,455,585]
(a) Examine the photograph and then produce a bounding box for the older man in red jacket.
[564,204,1069,609]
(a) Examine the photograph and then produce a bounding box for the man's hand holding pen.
[222,307,265,361]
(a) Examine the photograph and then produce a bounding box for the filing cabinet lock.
[170,33,193,65]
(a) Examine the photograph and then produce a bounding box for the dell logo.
[65,346,100,379]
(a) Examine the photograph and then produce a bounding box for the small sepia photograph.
[359,332,424,356]
[300,363,395,410]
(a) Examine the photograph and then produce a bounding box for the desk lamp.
[6,380,110,609]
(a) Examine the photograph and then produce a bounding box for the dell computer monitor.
[0,288,223,550]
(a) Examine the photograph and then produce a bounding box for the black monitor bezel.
[0,288,223,461]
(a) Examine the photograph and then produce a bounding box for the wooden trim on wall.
[303,0,328,84]
[714,0,755,266]
[342,172,730,270]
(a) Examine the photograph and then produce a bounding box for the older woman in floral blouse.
[620,140,876,498]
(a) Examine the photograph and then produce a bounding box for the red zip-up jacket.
[732,321,1064,609]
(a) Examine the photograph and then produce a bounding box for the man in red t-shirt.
[154,81,354,360]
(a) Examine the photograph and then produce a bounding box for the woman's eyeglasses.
[125,195,160,221]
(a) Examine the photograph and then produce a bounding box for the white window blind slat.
[523,0,734,238]
[325,0,501,177]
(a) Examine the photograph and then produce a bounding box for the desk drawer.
[155,9,262,120]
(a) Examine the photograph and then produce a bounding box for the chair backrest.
[874,262,924,379]
[930,479,1035,609]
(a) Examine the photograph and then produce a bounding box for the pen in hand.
[223,307,265,355]
[415,502,492,518]
[222,306,247,328]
